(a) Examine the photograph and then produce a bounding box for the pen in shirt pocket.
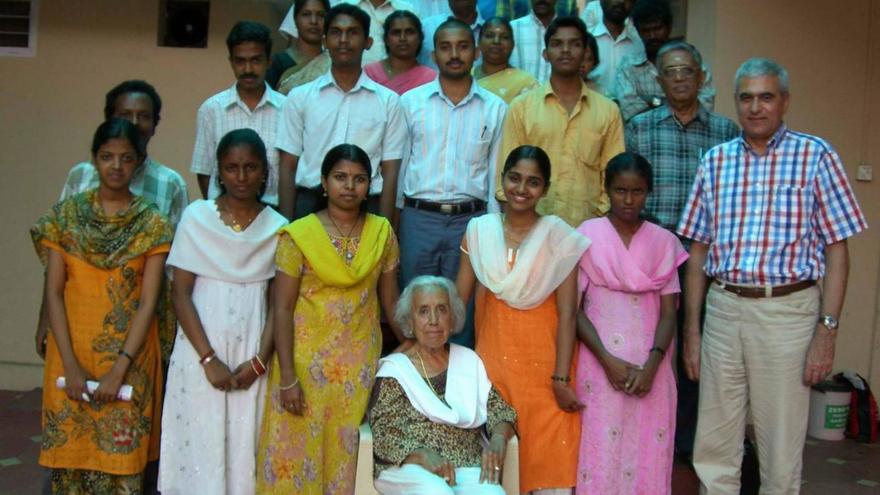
[481,125,487,139]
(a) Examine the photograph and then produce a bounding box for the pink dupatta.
[576,218,688,295]
[364,62,437,95]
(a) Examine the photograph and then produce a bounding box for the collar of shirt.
[221,82,282,112]
[526,11,553,30]
[738,123,788,154]
[654,104,710,128]
[316,69,380,94]
[425,77,484,107]
[589,17,640,43]
[542,80,591,108]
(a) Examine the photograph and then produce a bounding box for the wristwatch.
[819,314,839,332]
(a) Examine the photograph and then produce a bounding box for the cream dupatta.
[465,213,591,310]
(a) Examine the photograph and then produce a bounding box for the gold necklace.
[327,211,360,238]
[218,197,259,232]
[415,350,440,397]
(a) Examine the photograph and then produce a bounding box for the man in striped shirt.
[678,57,867,494]
[190,21,284,207]
[397,18,507,347]
[508,0,557,83]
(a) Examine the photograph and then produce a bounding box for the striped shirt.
[625,105,739,231]
[277,70,406,195]
[398,78,506,210]
[586,11,644,99]
[677,125,867,285]
[509,13,552,83]
[60,158,189,228]
[190,83,284,206]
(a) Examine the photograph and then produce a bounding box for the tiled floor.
[1,388,878,494]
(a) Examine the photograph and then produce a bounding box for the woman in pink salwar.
[574,153,687,495]
[364,10,436,95]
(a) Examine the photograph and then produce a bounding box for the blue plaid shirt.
[677,125,867,285]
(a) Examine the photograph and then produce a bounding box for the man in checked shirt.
[677,57,867,494]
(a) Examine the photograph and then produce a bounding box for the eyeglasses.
[659,66,697,79]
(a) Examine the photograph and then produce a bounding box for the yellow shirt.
[498,81,624,226]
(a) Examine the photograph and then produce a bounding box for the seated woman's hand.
[405,448,457,486]
[203,359,238,391]
[480,431,508,484]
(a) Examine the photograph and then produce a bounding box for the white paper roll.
[56,377,133,401]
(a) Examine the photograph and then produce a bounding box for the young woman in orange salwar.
[457,146,591,494]
[31,119,171,493]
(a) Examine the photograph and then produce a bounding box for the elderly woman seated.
[370,275,517,495]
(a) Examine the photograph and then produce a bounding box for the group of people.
[30,0,868,494]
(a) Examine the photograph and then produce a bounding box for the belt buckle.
[440,203,453,214]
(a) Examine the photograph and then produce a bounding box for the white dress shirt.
[277,70,407,195]
[190,83,285,206]
[418,11,485,68]
[584,4,644,99]
[408,0,453,18]
[398,78,506,211]
[509,12,553,83]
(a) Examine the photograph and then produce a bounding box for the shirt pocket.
[770,184,812,240]
[576,129,604,171]
[457,134,493,171]
[349,114,385,160]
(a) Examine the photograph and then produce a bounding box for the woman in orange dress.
[31,119,171,493]
[457,146,591,494]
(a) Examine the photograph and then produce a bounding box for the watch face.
[822,315,839,330]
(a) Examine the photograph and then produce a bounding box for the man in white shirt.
[420,0,485,68]
[398,19,507,346]
[583,0,644,98]
[277,0,417,65]
[509,0,558,83]
[190,21,284,206]
[277,4,407,219]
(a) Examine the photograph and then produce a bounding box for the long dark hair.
[313,143,373,214]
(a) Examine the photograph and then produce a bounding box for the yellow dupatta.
[280,213,390,288]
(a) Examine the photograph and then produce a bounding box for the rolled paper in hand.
[56,377,133,401]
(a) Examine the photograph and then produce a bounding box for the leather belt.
[714,279,816,298]
[404,197,486,215]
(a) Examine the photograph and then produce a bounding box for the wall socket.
[857,163,873,182]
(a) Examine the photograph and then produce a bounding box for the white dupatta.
[375,344,491,429]
[465,213,591,310]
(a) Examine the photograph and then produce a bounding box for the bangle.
[649,346,666,358]
[250,356,266,376]
[254,354,266,371]
[551,375,570,383]
[118,349,135,362]
[279,378,300,391]
[199,350,216,366]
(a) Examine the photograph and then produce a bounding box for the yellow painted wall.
[0,0,287,389]
[687,0,880,386]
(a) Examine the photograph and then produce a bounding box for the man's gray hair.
[656,40,703,69]
[734,57,790,93]
[394,275,466,339]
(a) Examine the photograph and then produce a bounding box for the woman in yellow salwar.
[475,17,539,105]
[32,118,172,494]
[257,144,402,494]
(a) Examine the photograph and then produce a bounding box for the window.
[0,0,38,57]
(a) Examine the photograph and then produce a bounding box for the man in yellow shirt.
[498,16,624,226]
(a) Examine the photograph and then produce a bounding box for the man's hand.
[683,328,702,381]
[803,325,836,385]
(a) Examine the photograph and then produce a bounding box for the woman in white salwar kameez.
[158,129,287,495]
